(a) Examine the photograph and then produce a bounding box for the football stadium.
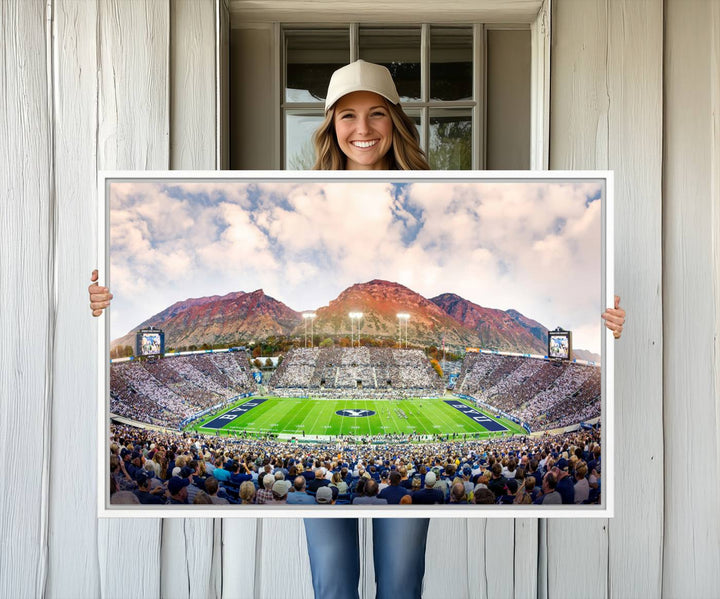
[109,340,603,507]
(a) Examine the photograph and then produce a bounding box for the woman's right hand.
[89,269,113,316]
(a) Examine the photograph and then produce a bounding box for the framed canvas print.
[97,171,614,518]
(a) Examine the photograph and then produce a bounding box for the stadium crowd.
[269,347,443,397]
[110,352,257,428]
[109,423,602,507]
[456,353,600,430]
[109,348,602,433]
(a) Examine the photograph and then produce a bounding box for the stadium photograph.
[104,174,608,514]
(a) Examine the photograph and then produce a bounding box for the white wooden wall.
[1,1,718,597]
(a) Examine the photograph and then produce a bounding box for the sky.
[109,179,604,353]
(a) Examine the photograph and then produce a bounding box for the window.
[228,21,537,170]
[283,25,486,170]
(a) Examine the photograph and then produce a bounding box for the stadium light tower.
[349,312,363,347]
[303,312,316,348]
[397,313,410,348]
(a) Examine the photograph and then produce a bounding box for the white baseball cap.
[324,60,400,112]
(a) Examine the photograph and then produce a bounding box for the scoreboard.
[548,327,572,361]
[136,327,165,357]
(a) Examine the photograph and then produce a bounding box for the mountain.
[111,280,595,357]
[572,348,601,363]
[111,289,302,349]
[302,279,483,349]
[430,293,548,355]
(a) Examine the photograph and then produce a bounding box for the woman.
[89,60,626,599]
[329,470,348,495]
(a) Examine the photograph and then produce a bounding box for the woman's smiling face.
[333,90,394,170]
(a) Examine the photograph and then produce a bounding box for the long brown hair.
[312,100,430,171]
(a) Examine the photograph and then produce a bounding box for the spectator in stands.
[330,471,348,495]
[213,460,232,483]
[474,488,496,505]
[411,472,444,505]
[552,459,575,504]
[460,467,475,496]
[449,482,470,504]
[430,467,450,501]
[239,481,256,505]
[574,462,590,504]
[204,477,229,505]
[134,472,165,505]
[193,492,213,505]
[587,445,602,476]
[126,451,143,480]
[286,476,316,505]
[267,480,289,505]
[316,486,335,505]
[167,476,189,505]
[256,474,276,505]
[274,471,292,494]
[110,491,140,505]
[308,469,330,494]
[142,460,162,491]
[496,478,519,504]
[502,457,517,479]
[513,479,533,505]
[536,473,561,505]
[410,476,422,495]
[230,462,253,486]
[301,462,316,483]
[487,463,508,499]
[182,466,203,504]
[377,471,409,505]
[110,455,135,492]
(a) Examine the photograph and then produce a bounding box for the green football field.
[188,396,526,438]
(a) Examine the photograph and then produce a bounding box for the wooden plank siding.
[95,0,169,596]
[47,0,102,596]
[1,1,719,598]
[0,2,53,598]
[548,2,611,594]
[605,1,664,596]
[663,1,720,597]
[163,2,220,598]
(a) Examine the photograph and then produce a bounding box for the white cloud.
[109,179,605,353]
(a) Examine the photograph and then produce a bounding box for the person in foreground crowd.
[92,59,626,599]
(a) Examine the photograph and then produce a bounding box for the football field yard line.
[272,399,307,433]
[409,402,440,434]
[426,399,474,435]
[202,396,521,437]
[283,398,314,434]
[384,401,403,434]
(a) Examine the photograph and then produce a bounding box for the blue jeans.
[303,518,430,599]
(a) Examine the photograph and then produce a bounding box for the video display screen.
[138,332,162,356]
[548,332,571,360]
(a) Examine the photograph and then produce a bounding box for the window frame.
[245,1,551,170]
[281,23,488,170]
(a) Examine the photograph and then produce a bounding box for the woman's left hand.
[602,295,626,339]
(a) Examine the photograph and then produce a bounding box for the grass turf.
[188,396,526,438]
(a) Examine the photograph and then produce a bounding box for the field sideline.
[187,396,526,439]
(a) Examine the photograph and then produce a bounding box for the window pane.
[286,30,349,103]
[359,28,421,102]
[285,112,324,169]
[430,27,473,101]
[402,109,423,148]
[486,30,530,169]
[429,109,472,170]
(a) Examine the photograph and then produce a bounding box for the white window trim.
[530,0,551,169]
[242,2,551,170]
